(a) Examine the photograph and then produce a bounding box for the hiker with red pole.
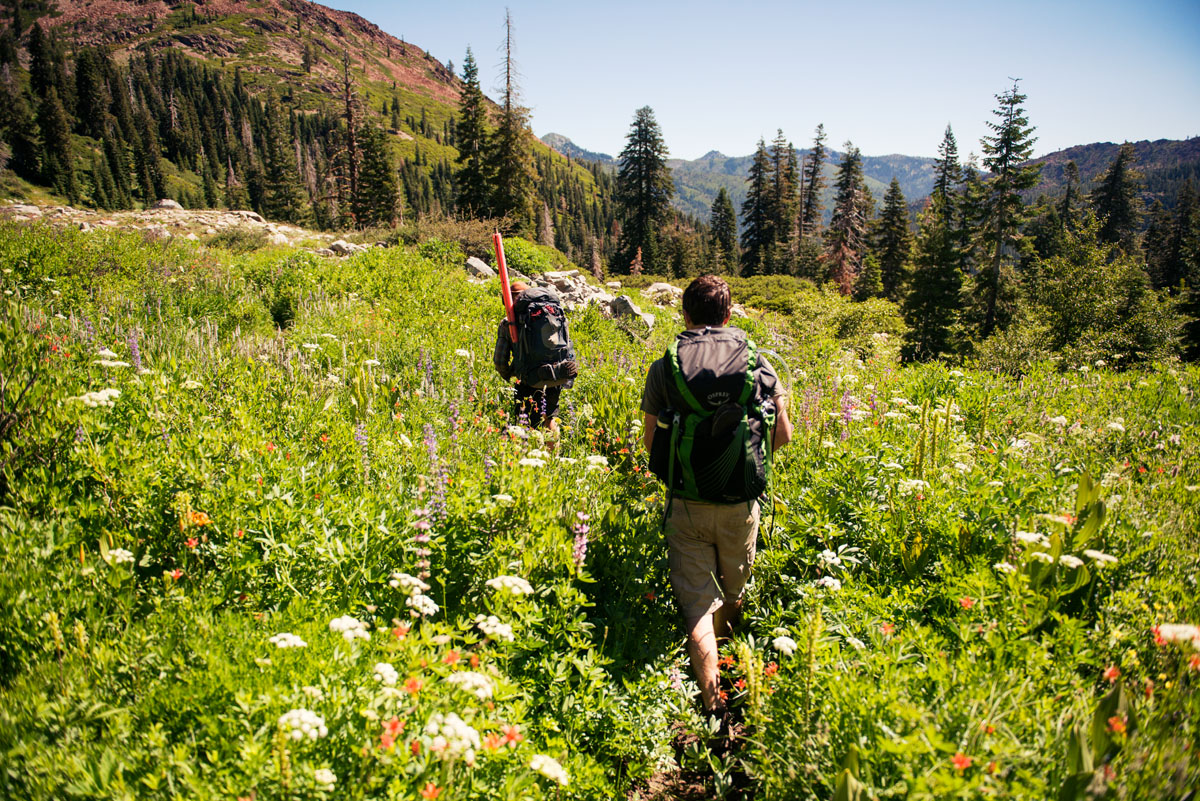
[491,232,578,431]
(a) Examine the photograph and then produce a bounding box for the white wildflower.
[425,712,481,759]
[772,635,798,656]
[987,480,1005,488]
[475,614,515,642]
[1028,551,1055,564]
[407,594,439,618]
[949,369,965,378]
[527,449,551,459]
[302,343,320,350]
[454,348,471,357]
[1059,554,1084,569]
[518,457,546,467]
[181,379,202,390]
[313,768,336,792]
[993,561,1017,574]
[882,461,905,471]
[1083,549,1118,566]
[94,359,131,368]
[278,708,328,741]
[106,547,135,566]
[491,494,514,504]
[445,670,494,700]
[586,454,609,467]
[373,662,398,685]
[96,348,119,359]
[883,411,908,420]
[364,359,380,366]
[530,754,570,786]
[328,615,370,642]
[269,632,308,649]
[1048,415,1069,427]
[845,636,866,650]
[1015,531,1047,545]
[953,462,970,472]
[1107,420,1125,433]
[486,575,535,596]
[814,576,842,591]
[817,549,842,568]
[1157,624,1200,649]
[897,478,929,495]
[74,388,121,408]
[389,572,430,594]
[302,685,324,700]
[398,434,413,448]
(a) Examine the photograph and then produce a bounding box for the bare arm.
[643,412,657,452]
[772,394,794,451]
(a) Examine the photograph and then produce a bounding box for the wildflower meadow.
[1,222,1198,799]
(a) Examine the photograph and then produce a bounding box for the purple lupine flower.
[81,318,95,342]
[128,329,142,372]
[483,456,495,482]
[423,424,438,462]
[449,400,459,446]
[669,665,685,693]
[572,524,589,568]
[74,425,85,443]
[468,362,477,397]
[567,399,577,426]
[430,466,448,521]
[425,353,435,395]
[354,421,370,480]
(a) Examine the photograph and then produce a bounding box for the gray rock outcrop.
[465,257,496,278]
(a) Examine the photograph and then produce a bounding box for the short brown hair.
[510,281,530,294]
[682,275,731,326]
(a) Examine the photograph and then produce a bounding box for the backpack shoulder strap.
[667,339,706,414]
[739,339,758,405]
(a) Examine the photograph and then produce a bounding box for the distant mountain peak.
[539,133,614,165]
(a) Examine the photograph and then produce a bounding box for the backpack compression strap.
[666,338,760,410]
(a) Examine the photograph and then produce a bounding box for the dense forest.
[0,3,1197,364]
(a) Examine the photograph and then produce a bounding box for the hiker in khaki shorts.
[641,274,793,733]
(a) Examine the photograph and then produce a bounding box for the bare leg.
[713,597,742,641]
[684,612,721,712]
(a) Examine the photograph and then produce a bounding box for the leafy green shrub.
[390,215,503,261]
[205,226,272,253]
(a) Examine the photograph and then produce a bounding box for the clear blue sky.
[331,0,1200,161]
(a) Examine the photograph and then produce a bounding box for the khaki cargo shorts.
[665,498,761,620]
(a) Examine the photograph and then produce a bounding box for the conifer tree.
[874,177,911,300]
[26,21,54,100]
[824,142,870,294]
[903,195,963,359]
[799,123,826,238]
[72,48,109,139]
[767,129,799,274]
[537,201,555,247]
[740,139,771,277]
[1058,160,1081,230]
[710,187,738,273]
[488,11,535,232]
[973,80,1039,337]
[0,63,39,180]
[930,125,960,217]
[353,123,399,228]
[454,46,491,215]
[1089,142,1143,254]
[615,105,672,274]
[853,254,883,300]
[261,96,305,223]
[37,86,76,202]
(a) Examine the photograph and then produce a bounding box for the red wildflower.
[1189,654,1200,672]
[1145,680,1155,699]
[384,717,404,737]
[881,622,896,636]
[1102,665,1121,683]
[420,782,441,799]
[764,662,778,678]
[235,529,245,539]
[951,752,972,771]
[188,510,211,526]
[410,740,421,755]
[392,624,410,639]
[982,722,995,734]
[734,678,746,691]
[265,442,276,453]
[320,433,329,443]
[379,732,395,750]
[986,760,998,774]
[483,732,504,751]
[168,568,183,580]
[186,537,198,549]
[502,724,523,746]
[718,689,728,702]
[1153,625,1166,646]
[959,597,976,610]
[443,650,460,666]
[717,655,736,668]
[645,591,656,601]
[470,653,480,668]
[403,677,423,694]
[1138,466,1146,474]
[1107,715,1126,734]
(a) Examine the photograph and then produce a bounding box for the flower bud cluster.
[279,708,328,741]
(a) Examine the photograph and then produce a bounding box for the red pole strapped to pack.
[493,232,518,343]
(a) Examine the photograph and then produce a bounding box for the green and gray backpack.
[648,328,776,506]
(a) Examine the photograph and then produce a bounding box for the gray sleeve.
[640,359,669,415]
[493,319,513,380]
[757,356,783,400]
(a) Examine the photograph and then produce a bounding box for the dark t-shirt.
[640,327,782,416]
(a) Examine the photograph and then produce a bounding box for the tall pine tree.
[873,177,911,300]
[824,142,870,295]
[974,80,1039,337]
[488,10,535,233]
[903,195,963,360]
[1089,142,1143,254]
[799,123,826,238]
[615,105,672,275]
[454,47,490,216]
[740,139,771,277]
[710,187,738,273]
[353,124,399,228]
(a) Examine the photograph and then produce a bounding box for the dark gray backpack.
[512,288,577,388]
[648,328,776,504]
